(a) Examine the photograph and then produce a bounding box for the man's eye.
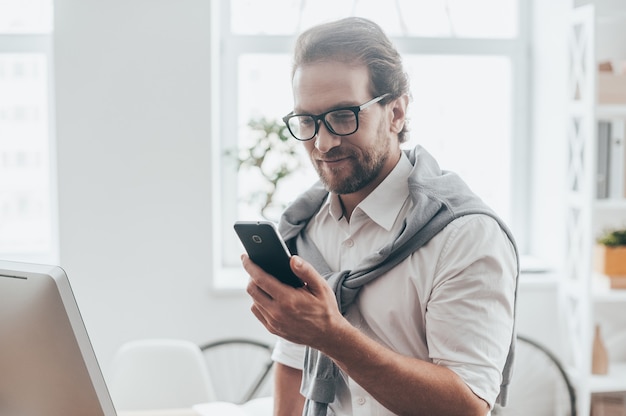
[299,117,314,126]
[329,110,354,122]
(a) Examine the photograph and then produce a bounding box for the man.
[241,17,518,416]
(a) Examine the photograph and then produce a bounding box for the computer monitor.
[0,260,117,416]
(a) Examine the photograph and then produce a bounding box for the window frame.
[212,0,531,290]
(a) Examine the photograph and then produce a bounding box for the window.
[0,0,56,263]
[214,0,529,288]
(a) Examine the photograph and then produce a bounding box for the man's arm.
[320,320,490,416]
[245,255,490,416]
[273,362,305,416]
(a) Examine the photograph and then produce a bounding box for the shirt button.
[343,239,354,247]
[356,397,366,405]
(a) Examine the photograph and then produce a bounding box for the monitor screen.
[0,260,117,416]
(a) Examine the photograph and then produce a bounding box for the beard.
[312,120,392,195]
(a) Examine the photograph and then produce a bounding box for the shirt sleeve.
[271,337,307,370]
[427,214,517,408]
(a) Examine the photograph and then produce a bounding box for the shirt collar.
[328,152,412,230]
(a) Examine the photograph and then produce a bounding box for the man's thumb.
[290,255,323,290]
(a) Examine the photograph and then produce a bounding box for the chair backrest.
[199,338,275,404]
[109,338,217,411]
[493,334,576,416]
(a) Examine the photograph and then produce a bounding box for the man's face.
[292,61,398,196]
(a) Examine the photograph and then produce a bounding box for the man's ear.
[389,94,409,134]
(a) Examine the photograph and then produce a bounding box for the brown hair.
[292,17,410,142]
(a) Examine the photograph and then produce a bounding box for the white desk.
[117,400,263,416]
[119,410,199,416]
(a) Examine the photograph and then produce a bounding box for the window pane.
[221,54,317,268]
[221,54,317,266]
[225,53,513,264]
[0,53,52,255]
[404,55,512,223]
[231,0,517,38]
[0,0,53,33]
[235,54,316,223]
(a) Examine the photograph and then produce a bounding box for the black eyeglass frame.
[281,93,391,141]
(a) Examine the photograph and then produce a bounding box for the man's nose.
[314,121,341,153]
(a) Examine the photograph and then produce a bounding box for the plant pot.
[594,245,626,288]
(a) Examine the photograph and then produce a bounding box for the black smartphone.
[234,220,304,288]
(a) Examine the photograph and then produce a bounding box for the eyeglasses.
[282,93,390,141]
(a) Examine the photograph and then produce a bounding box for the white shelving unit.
[567,3,626,414]
[593,278,626,302]
[597,104,626,119]
[592,271,626,401]
[591,363,626,393]
[593,101,626,404]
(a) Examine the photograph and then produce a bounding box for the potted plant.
[594,228,626,288]
[226,117,306,222]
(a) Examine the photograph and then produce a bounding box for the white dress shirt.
[272,153,517,415]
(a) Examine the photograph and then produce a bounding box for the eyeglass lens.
[287,109,357,141]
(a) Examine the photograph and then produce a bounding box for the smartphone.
[234,220,304,288]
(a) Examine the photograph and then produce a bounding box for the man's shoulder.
[432,213,510,246]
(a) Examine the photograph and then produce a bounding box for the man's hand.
[242,254,344,349]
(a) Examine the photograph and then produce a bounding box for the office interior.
[2,0,626,414]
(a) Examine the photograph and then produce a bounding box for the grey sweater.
[278,145,519,415]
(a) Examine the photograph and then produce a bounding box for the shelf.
[593,288,626,303]
[594,199,626,210]
[592,274,626,302]
[597,104,626,119]
[590,362,626,393]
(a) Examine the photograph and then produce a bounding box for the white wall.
[54,0,272,378]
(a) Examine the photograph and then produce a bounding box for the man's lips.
[317,157,351,168]
[316,153,352,163]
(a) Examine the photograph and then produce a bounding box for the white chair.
[109,338,217,411]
